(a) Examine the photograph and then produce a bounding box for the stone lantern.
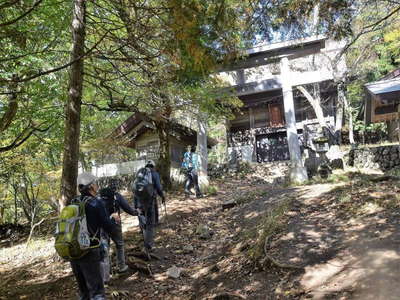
[312,136,331,179]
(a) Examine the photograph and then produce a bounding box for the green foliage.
[167,0,248,78]
[206,185,218,196]
[384,28,400,62]
[0,142,61,224]
[346,7,400,112]
[353,120,387,135]
[0,0,249,224]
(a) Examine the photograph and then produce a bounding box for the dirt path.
[291,184,400,300]
[1,173,400,299]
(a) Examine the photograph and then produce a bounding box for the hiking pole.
[163,200,169,225]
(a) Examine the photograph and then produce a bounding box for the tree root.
[211,291,247,299]
[370,175,400,182]
[262,236,304,270]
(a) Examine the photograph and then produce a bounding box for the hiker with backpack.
[55,172,117,300]
[98,182,138,284]
[133,160,165,256]
[182,145,203,198]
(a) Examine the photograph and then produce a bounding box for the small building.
[113,112,216,166]
[217,36,346,164]
[364,68,400,125]
[93,113,215,179]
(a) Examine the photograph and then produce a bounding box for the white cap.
[146,160,155,167]
[77,172,97,186]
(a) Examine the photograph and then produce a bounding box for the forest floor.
[1,169,400,300]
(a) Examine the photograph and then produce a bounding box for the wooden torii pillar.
[280,57,308,183]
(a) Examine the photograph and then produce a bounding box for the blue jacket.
[115,192,137,216]
[182,151,199,170]
[151,169,164,198]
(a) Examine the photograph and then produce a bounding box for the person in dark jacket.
[99,182,138,283]
[69,172,117,300]
[133,160,165,256]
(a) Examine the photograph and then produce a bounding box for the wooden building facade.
[365,68,400,125]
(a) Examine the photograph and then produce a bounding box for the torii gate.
[215,36,346,183]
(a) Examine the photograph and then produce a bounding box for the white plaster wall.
[82,159,186,183]
[87,160,146,178]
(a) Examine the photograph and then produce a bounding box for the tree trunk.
[335,82,345,145]
[79,151,90,172]
[59,0,86,209]
[197,113,209,189]
[12,183,18,224]
[0,184,8,224]
[387,120,398,142]
[156,120,171,190]
[343,95,355,144]
[311,4,320,34]
[297,84,335,140]
[0,75,18,134]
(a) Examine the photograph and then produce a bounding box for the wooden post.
[197,113,209,190]
[249,108,257,162]
[396,104,400,143]
[280,57,308,183]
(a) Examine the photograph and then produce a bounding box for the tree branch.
[81,101,139,112]
[0,123,53,153]
[0,29,114,83]
[337,5,400,60]
[0,0,19,10]
[0,0,44,27]
[26,218,45,246]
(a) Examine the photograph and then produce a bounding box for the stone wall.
[209,161,290,185]
[348,144,400,171]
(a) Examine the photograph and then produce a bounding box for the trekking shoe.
[118,265,129,273]
[142,247,152,260]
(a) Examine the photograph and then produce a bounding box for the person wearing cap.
[133,160,165,256]
[69,172,117,300]
[98,182,138,283]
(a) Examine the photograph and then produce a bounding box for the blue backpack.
[133,167,154,208]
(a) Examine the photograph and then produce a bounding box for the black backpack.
[99,187,118,215]
[133,167,154,208]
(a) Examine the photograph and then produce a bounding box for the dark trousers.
[70,248,105,300]
[109,224,126,269]
[100,223,126,282]
[184,169,202,196]
[154,198,159,225]
[135,196,156,250]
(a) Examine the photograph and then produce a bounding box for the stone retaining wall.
[348,144,400,171]
[209,161,290,185]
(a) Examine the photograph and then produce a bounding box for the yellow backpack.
[54,197,98,260]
